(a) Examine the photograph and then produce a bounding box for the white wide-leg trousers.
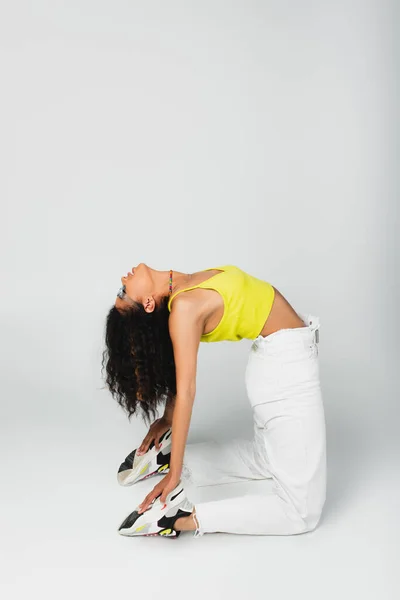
[182,314,327,536]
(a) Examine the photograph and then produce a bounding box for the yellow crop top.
[167,265,275,343]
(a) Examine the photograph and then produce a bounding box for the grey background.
[1,1,398,599]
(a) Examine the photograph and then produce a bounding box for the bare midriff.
[257,286,305,337]
[180,269,305,339]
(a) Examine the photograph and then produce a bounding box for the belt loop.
[252,335,265,354]
[308,315,320,343]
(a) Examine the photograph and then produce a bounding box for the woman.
[102,263,327,538]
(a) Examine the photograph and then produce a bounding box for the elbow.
[175,386,196,402]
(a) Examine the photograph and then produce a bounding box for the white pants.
[182,314,327,536]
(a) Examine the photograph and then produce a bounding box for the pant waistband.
[252,313,321,353]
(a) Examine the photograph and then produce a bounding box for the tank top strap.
[167,266,228,311]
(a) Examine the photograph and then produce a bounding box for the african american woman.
[102,263,327,538]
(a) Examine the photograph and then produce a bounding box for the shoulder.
[168,293,205,333]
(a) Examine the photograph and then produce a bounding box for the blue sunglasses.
[117,284,126,299]
[116,284,136,306]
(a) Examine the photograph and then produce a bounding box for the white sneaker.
[118,481,193,538]
[117,428,171,486]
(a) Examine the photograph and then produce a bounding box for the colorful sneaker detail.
[117,428,172,486]
[118,481,193,538]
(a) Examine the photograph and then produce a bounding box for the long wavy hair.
[101,295,176,426]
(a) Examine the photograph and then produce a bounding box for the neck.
[167,270,192,297]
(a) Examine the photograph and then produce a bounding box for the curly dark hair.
[101,295,176,426]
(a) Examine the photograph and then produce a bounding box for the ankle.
[174,509,197,532]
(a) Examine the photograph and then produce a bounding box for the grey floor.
[1,417,397,600]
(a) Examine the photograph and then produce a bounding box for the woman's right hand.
[136,416,172,456]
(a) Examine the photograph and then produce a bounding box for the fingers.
[137,432,154,456]
[137,497,151,514]
[139,485,171,512]
[137,431,163,455]
[137,475,175,513]
[136,419,161,456]
[138,487,161,513]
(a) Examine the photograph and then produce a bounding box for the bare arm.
[163,395,175,424]
[167,296,204,480]
[137,296,204,511]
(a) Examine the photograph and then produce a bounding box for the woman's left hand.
[138,472,181,514]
